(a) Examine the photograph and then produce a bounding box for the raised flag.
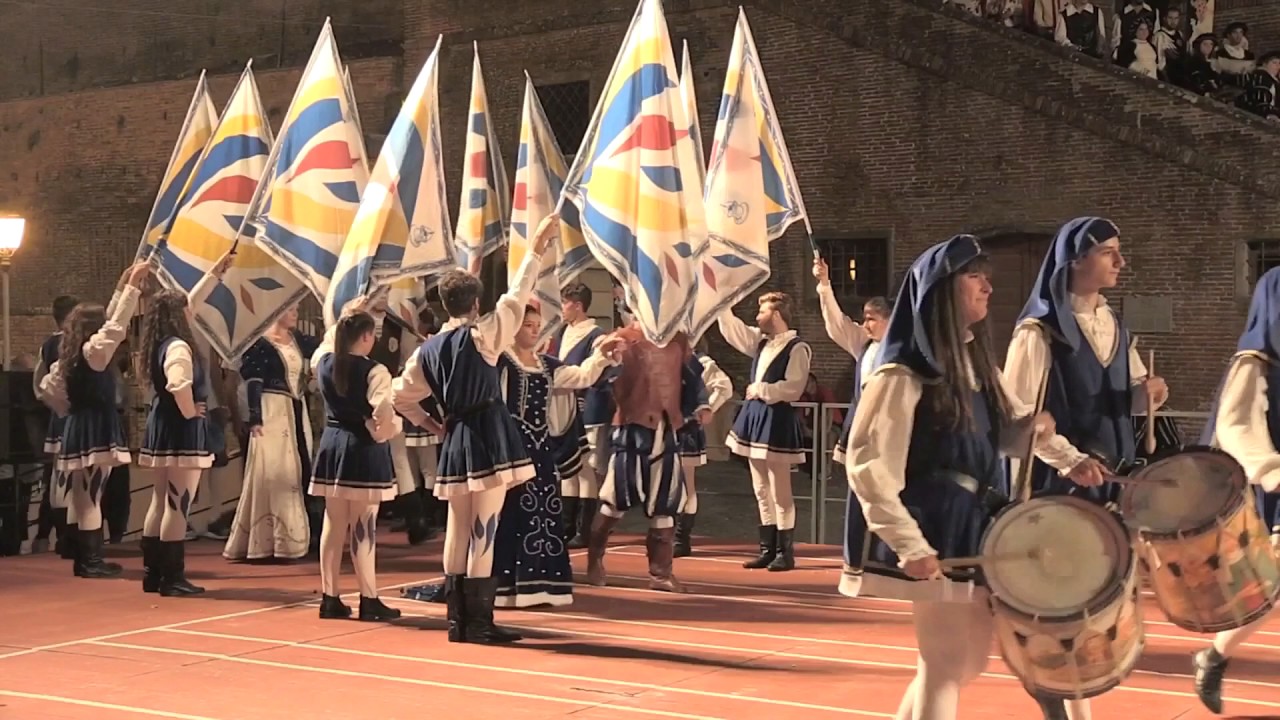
[559,0,707,347]
[687,8,808,342]
[136,72,217,259]
[155,65,306,361]
[509,76,570,343]
[679,41,706,188]
[248,20,367,303]
[453,45,511,268]
[327,39,453,327]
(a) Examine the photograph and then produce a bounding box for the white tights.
[747,458,795,530]
[407,445,438,490]
[1213,604,1277,658]
[69,466,111,532]
[320,499,379,598]
[683,465,698,514]
[442,486,507,577]
[896,597,993,720]
[142,468,204,542]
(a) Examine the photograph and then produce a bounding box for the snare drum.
[1120,446,1280,633]
[984,496,1143,701]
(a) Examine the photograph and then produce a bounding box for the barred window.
[1248,239,1280,286]
[536,81,591,158]
[816,236,892,303]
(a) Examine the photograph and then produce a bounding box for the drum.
[983,496,1143,701]
[1120,445,1280,633]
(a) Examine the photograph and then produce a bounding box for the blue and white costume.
[846,235,1043,719]
[1004,217,1157,507]
[392,246,543,644]
[1190,266,1280,713]
[548,317,612,546]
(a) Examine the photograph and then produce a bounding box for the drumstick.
[1108,475,1175,486]
[938,548,1041,570]
[1144,351,1157,456]
[1016,364,1052,503]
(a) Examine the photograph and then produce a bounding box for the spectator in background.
[798,372,839,478]
[1236,51,1280,120]
[1182,33,1224,96]
[1155,6,1186,83]
[1056,0,1108,59]
[1214,22,1256,83]
[1112,0,1156,59]
[1118,20,1159,78]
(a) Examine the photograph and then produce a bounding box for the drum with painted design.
[983,496,1143,701]
[1120,445,1280,633]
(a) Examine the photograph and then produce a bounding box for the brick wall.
[0,0,402,102]
[3,0,1279,413]
[0,56,401,359]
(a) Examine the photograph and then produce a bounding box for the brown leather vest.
[610,327,691,430]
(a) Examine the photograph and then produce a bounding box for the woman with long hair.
[136,257,228,595]
[845,235,1055,719]
[309,306,401,622]
[223,302,321,562]
[40,260,151,578]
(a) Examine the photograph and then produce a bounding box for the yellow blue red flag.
[248,20,367,304]
[688,8,807,342]
[559,0,707,347]
[327,39,452,327]
[136,72,217,260]
[156,65,306,362]
[509,75,570,343]
[454,46,511,268]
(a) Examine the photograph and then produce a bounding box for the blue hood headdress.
[1235,266,1280,362]
[878,234,985,380]
[1016,216,1120,351]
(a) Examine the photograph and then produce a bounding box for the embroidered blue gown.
[492,353,573,607]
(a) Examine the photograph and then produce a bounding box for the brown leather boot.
[646,525,684,593]
[585,512,620,587]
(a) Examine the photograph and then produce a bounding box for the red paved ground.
[1,537,1278,719]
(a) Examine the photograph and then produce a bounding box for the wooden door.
[984,233,1052,362]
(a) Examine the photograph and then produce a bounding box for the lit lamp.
[0,216,26,370]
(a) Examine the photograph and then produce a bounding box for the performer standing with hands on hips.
[392,213,558,644]
[136,252,231,596]
[1003,217,1168,720]
[845,235,1057,720]
[718,292,811,572]
[1190,266,1280,715]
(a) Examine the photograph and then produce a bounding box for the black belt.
[444,399,495,431]
[943,470,1009,515]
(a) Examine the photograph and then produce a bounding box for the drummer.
[845,235,1057,720]
[1003,217,1169,719]
[1191,266,1280,715]
[1004,216,1169,505]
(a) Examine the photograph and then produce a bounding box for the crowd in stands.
[944,0,1279,121]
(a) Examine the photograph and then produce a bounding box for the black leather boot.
[743,525,778,569]
[461,577,522,644]
[141,536,162,592]
[359,596,402,622]
[398,491,433,545]
[767,528,796,571]
[158,540,204,596]
[74,527,122,578]
[319,594,352,619]
[560,496,580,544]
[1035,698,1068,720]
[568,498,597,549]
[1193,648,1228,714]
[444,575,466,642]
[673,513,696,558]
[58,520,78,560]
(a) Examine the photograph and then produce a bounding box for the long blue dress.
[492,353,573,608]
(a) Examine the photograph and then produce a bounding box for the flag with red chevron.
[559,0,707,347]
